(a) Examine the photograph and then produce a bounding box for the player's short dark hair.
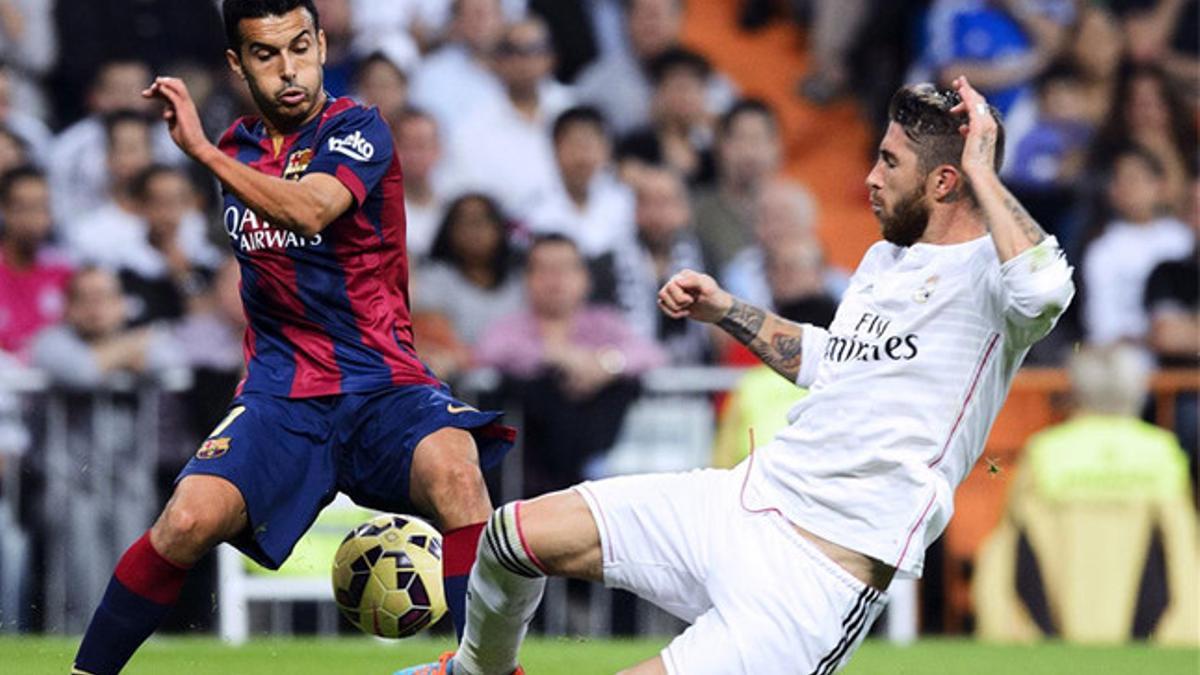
[131,164,187,203]
[529,232,580,255]
[429,192,515,288]
[552,106,608,145]
[888,83,1005,176]
[717,97,778,138]
[103,109,151,148]
[223,0,320,51]
[647,47,711,86]
[0,164,44,205]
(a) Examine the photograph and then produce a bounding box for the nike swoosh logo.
[447,404,477,414]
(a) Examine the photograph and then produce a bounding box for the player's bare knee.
[426,459,488,514]
[152,503,223,560]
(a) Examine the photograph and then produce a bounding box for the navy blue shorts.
[176,384,516,569]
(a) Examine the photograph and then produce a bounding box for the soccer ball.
[331,514,447,638]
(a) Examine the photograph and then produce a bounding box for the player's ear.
[225,48,245,80]
[318,29,327,66]
[932,165,965,203]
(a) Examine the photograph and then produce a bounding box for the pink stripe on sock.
[513,502,549,575]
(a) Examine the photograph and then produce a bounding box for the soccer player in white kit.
[396,77,1075,675]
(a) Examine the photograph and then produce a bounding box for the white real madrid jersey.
[743,235,1075,578]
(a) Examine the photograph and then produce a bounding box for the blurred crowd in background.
[0,0,1195,638]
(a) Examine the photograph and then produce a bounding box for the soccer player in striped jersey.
[397,78,1074,675]
[71,2,515,673]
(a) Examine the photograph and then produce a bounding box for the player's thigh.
[573,468,734,622]
[694,509,887,674]
[517,489,603,582]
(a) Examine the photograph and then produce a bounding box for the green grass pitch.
[5,636,1197,674]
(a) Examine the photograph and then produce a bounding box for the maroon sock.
[443,522,486,639]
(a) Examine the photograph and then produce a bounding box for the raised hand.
[657,269,733,324]
[948,76,1000,178]
[142,76,213,160]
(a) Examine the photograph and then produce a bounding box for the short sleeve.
[796,324,829,389]
[998,236,1076,348]
[307,106,395,206]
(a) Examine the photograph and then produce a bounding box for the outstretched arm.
[950,76,1048,263]
[658,269,807,382]
[142,76,351,238]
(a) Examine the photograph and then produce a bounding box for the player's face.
[227,8,326,130]
[867,122,931,247]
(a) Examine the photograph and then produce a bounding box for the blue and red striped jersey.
[218,97,439,397]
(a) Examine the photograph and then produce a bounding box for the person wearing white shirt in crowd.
[0,64,49,159]
[396,78,1075,675]
[0,0,56,122]
[47,60,186,225]
[573,0,735,136]
[722,179,849,310]
[66,116,215,277]
[396,108,450,261]
[1082,145,1195,347]
[352,50,410,125]
[408,0,508,135]
[445,16,573,220]
[525,106,635,258]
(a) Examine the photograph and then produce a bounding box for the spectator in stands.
[1081,146,1194,347]
[48,60,184,223]
[909,0,1072,128]
[313,0,358,97]
[0,0,56,121]
[610,166,710,365]
[352,51,409,124]
[0,127,26,177]
[0,64,50,157]
[475,234,665,494]
[617,47,718,187]
[1112,0,1199,87]
[115,165,222,326]
[525,105,636,258]
[414,193,525,347]
[395,108,448,262]
[65,117,213,275]
[174,256,246,442]
[446,16,573,219]
[795,0,871,105]
[1092,63,1196,212]
[0,166,71,360]
[1144,177,1199,459]
[692,98,783,273]
[408,0,507,135]
[1068,5,1124,127]
[574,0,736,135]
[29,267,181,390]
[721,180,844,310]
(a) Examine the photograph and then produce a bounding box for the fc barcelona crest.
[283,148,313,181]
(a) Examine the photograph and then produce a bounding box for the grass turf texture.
[6,636,1196,674]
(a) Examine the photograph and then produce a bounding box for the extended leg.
[72,475,246,675]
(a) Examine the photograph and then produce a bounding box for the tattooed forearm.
[717,299,765,346]
[719,300,805,381]
[1003,192,1047,245]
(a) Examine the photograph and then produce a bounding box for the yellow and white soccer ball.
[331,514,447,638]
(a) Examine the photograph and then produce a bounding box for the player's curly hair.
[223,0,320,51]
[888,84,1005,176]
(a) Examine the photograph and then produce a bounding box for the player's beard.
[879,183,930,248]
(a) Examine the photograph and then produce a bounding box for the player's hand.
[657,269,733,324]
[948,76,1000,179]
[142,76,213,161]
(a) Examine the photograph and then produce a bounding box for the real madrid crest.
[913,275,939,303]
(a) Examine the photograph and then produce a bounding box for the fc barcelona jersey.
[217,96,437,397]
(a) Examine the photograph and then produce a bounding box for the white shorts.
[574,461,887,675]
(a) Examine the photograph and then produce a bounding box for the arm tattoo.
[718,300,803,380]
[717,299,765,346]
[1002,192,1047,245]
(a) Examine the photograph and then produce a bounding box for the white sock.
[454,503,547,675]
